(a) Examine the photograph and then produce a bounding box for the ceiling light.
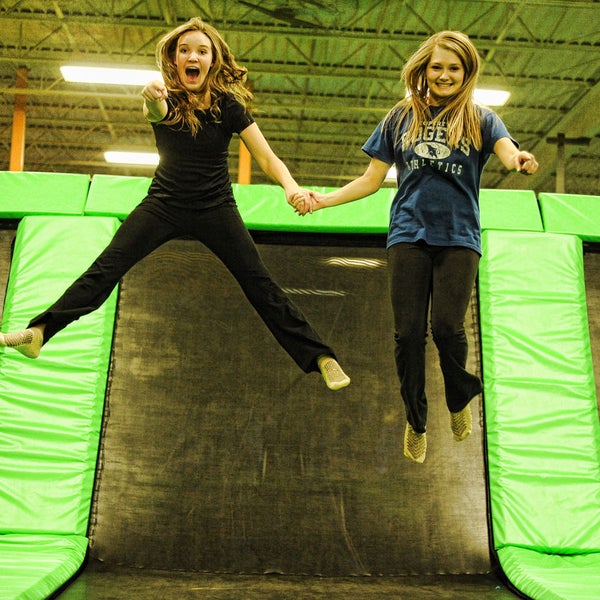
[61,65,161,85]
[405,88,510,106]
[104,151,159,166]
[474,88,510,106]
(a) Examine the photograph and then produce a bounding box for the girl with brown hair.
[1,18,350,391]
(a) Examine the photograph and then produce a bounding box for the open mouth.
[185,66,201,82]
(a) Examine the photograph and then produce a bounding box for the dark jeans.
[30,197,334,373]
[387,242,482,433]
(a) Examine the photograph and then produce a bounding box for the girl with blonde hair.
[1,17,350,392]
[295,31,538,459]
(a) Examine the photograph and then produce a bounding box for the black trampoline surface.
[46,237,508,597]
[86,242,491,567]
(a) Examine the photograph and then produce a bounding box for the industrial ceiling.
[0,0,598,196]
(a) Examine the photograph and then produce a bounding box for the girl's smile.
[175,30,213,90]
[425,46,465,105]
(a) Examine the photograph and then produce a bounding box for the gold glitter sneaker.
[450,405,472,441]
[404,423,427,463]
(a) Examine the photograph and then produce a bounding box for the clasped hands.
[287,189,323,216]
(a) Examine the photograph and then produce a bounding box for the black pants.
[30,197,334,373]
[387,242,482,433]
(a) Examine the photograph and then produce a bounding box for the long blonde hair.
[156,18,253,135]
[386,31,482,150]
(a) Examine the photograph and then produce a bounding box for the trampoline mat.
[88,238,491,576]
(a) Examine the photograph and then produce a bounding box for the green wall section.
[486,232,600,551]
[479,231,600,598]
[539,193,600,242]
[479,188,543,232]
[0,172,89,218]
[0,171,599,599]
[0,213,120,599]
[84,173,151,219]
[84,174,395,232]
[0,535,87,600]
[0,171,550,235]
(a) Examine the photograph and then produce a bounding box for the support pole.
[9,66,28,172]
[546,133,590,193]
[555,133,566,194]
[237,139,252,184]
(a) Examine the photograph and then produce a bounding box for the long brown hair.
[386,31,483,150]
[156,17,253,135]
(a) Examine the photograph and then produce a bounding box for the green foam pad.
[0,171,90,218]
[0,534,87,600]
[0,216,120,535]
[85,175,393,233]
[497,547,600,600]
[85,173,151,218]
[480,230,600,552]
[235,184,393,233]
[538,193,600,241]
[479,230,600,597]
[479,188,543,232]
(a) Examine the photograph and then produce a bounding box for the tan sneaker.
[317,356,350,391]
[0,328,43,359]
[404,423,426,463]
[450,405,472,441]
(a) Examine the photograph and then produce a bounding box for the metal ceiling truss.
[0,0,598,193]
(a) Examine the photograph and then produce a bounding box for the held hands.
[288,189,326,216]
[288,189,313,216]
[514,151,538,175]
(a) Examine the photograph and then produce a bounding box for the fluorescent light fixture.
[474,88,510,106]
[405,88,510,106]
[61,65,161,86]
[104,151,159,166]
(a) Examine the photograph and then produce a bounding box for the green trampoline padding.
[85,174,394,232]
[538,193,600,242]
[235,184,393,233]
[497,547,600,600]
[85,176,548,235]
[0,171,90,218]
[0,216,120,599]
[479,188,543,232]
[85,173,152,219]
[86,175,548,235]
[0,534,87,600]
[479,230,600,599]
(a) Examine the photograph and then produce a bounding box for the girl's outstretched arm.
[308,157,391,213]
[240,123,308,203]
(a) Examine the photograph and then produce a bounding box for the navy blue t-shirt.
[362,105,515,254]
[148,95,254,208]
